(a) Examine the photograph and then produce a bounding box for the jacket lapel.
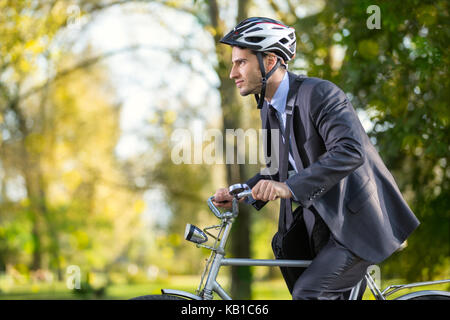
[289,107,305,171]
[287,72,307,171]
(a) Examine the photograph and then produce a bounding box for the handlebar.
[207,196,224,219]
[236,189,252,199]
[207,184,252,219]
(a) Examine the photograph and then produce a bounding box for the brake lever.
[211,196,231,204]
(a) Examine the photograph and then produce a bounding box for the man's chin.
[239,88,259,96]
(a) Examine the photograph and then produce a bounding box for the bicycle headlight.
[184,224,208,244]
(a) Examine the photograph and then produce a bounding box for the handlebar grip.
[207,196,224,219]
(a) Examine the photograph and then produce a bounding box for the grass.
[0,275,203,300]
[0,275,448,300]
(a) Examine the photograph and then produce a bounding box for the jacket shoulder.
[303,77,342,94]
[288,74,341,98]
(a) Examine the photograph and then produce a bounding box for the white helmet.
[220,17,296,62]
[220,17,297,109]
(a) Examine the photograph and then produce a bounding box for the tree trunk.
[208,0,252,299]
[9,97,58,272]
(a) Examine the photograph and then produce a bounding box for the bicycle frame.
[163,193,360,300]
[161,188,450,300]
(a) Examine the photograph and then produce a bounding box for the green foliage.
[0,1,145,280]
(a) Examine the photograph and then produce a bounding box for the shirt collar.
[269,71,289,114]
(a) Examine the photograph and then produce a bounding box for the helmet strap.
[255,52,281,109]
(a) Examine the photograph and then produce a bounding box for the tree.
[205,0,255,300]
[0,1,146,279]
[138,0,256,298]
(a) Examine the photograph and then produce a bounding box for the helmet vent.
[245,36,264,43]
[246,27,263,33]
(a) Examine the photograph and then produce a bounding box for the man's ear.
[265,54,278,71]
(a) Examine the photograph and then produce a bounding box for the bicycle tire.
[395,290,450,300]
[130,294,188,300]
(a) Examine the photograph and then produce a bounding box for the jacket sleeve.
[285,80,365,208]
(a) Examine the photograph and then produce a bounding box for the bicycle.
[131,184,450,300]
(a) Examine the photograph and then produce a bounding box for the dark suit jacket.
[246,72,420,263]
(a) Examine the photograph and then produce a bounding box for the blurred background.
[0,0,448,299]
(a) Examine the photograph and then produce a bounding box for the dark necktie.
[267,104,293,231]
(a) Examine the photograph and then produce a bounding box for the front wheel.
[130,294,188,300]
[395,290,450,300]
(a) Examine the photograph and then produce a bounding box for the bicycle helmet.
[220,17,296,109]
[220,17,296,62]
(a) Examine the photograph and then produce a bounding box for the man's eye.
[236,60,245,67]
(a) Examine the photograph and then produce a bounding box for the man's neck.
[264,69,287,102]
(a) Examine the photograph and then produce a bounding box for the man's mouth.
[235,80,244,87]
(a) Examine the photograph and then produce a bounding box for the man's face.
[230,46,263,96]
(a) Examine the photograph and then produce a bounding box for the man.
[213,17,420,300]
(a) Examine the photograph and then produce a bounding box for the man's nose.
[229,65,238,79]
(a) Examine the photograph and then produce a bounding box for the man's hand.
[212,188,233,209]
[251,180,292,201]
